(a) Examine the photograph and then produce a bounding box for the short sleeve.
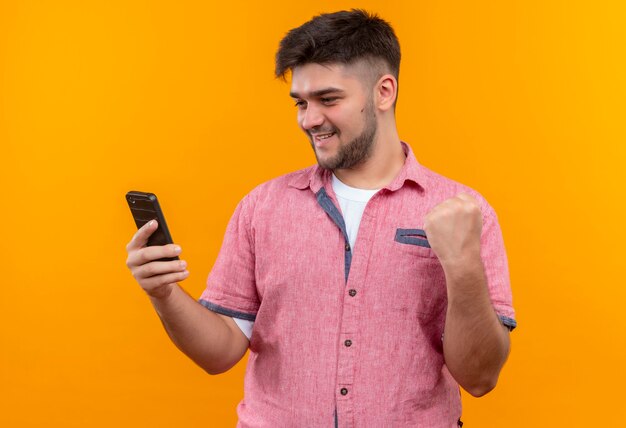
[199,195,259,321]
[480,205,517,330]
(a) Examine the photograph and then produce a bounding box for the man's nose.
[301,104,324,130]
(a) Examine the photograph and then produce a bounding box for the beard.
[309,99,378,171]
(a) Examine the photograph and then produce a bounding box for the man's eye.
[321,97,338,104]
[294,100,306,108]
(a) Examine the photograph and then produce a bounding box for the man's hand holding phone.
[123,191,249,374]
[125,220,189,299]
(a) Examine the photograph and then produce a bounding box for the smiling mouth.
[311,131,336,143]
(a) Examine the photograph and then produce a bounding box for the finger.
[141,269,190,290]
[126,243,182,268]
[126,220,159,252]
[133,259,188,280]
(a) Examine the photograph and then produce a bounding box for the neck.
[333,125,405,189]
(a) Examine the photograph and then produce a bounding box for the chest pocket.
[394,228,438,259]
[384,227,446,318]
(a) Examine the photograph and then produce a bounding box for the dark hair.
[275,9,401,83]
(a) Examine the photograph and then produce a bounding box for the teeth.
[317,133,334,140]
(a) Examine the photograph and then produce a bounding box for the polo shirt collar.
[288,141,424,193]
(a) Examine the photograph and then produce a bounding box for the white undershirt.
[232,174,380,340]
[331,174,380,251]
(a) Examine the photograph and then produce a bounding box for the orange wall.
[1,1,625,426]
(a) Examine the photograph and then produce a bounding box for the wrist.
[147,283,176,301]
[438,249,482,276]
[442,254,487,296]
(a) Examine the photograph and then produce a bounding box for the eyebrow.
[289,87,345,99]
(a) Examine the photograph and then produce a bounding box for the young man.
[126,9,516,427]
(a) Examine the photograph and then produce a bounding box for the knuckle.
[156,275,169,288]
[138,249,150,264]
[143,263,156,276]
[465,202,479,215]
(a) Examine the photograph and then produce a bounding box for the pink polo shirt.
[199,142,516,427]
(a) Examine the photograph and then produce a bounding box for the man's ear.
[375,74,398,112]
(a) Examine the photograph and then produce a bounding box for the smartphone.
[126,191,179,261]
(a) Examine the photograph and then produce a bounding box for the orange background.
[1,1,625,426]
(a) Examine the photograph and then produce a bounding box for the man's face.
[290,62,378,170]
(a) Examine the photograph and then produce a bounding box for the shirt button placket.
[338,214,362,428]
[337,288,356,425]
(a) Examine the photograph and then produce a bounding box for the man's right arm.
[126,220,249,375]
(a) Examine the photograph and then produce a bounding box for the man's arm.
[440,257,510,396]
[126,220,249,375]
[424,193,510,397]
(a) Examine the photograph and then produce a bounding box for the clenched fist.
[423,193,483,268]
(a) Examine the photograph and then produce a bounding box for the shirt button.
[340,388,348,396]
[344,339,352,347]
[348,289,357,297]
[345,243,350,251]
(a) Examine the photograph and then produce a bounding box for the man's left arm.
[424,193,511,397]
